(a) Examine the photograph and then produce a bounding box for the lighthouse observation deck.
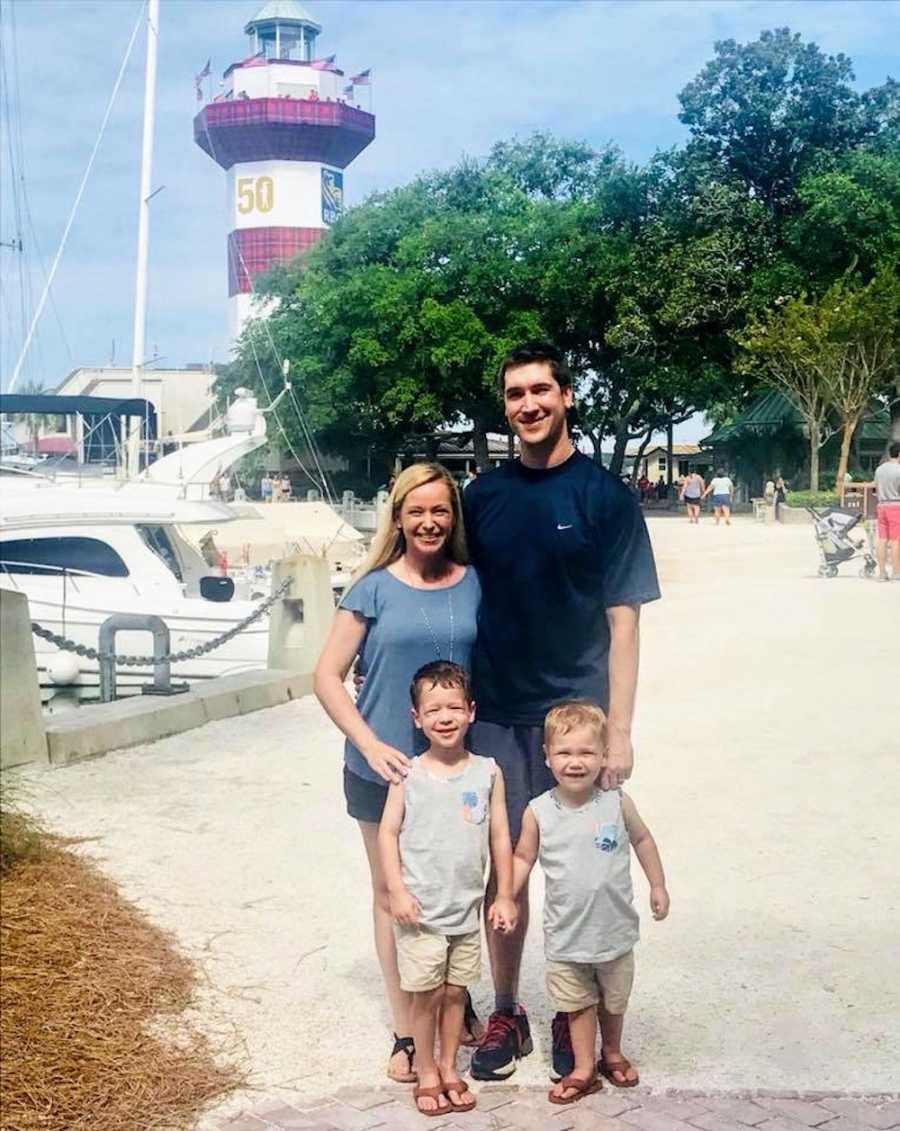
[194,98,375,170]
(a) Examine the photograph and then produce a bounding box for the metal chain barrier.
[30,576,292,667]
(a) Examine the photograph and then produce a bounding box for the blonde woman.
[314,463,482,1082]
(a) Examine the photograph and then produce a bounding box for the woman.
[773,474,787,523]
[680,469,705,523]
[704,467,734,526]
[314,463,482,1082]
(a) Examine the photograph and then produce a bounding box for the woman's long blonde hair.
[351,462,468,586]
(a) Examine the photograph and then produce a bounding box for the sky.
[1,0,898,442]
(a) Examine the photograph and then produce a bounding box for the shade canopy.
[0,394,157,439]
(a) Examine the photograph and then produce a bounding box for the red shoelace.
[480,1010,519,1050]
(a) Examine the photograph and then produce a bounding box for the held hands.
[389,885,420,926]
[364,741,411,786]
[601,724,633,791]
[487,896,518,935]
[650,885,670,920]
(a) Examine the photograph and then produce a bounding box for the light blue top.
[339,565,481,783]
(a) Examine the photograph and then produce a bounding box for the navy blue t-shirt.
[463,452,661,725]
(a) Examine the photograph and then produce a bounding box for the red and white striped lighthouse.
[194,1,375,339]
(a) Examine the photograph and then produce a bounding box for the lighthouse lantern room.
[194,1,375,339]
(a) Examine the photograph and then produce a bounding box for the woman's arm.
[313,608,411,784]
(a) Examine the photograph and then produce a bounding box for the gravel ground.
[20,517,900,1125]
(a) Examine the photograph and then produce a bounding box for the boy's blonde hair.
[544,699,607,747]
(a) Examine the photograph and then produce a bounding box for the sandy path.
[21,518,899,1122]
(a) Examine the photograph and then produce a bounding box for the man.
[874,442,900,581]
[464,341,660,1081]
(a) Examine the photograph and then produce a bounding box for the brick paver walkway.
[222,1088,900,1131]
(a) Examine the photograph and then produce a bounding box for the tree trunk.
[608,424,630,477]
[834,414,860,497]
[809,422,820,492]
[630,428,654,486]
[471,420,490,471]
[666,417,674,486]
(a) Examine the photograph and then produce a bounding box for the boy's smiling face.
[545,724,605,795]
[412,681,474,752]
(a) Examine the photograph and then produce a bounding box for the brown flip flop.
[442,1076,477,1113]
[548,1073,602,1105]
[599,1054,639,1087]
[413,1083,451,1117]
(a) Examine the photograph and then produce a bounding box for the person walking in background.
[280,473,293,502]
[704,468,734,525]
[656,476,668,502]
[462,341,660,1082]
[462,468,478,490]
[874,442,900,581]
[773,474,787,523]
[314,464,482,1083]
[679,469,704,523]
[260,473,272,503]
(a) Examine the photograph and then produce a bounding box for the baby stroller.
[807,506,877,578]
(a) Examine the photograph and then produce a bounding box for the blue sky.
[1,0,898,434]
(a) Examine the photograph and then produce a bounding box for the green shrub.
[785,490,840,510]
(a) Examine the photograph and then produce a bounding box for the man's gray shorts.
[468,719,555,845]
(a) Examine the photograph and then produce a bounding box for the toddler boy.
[512,700,669,1105]
[379,660,517,1117]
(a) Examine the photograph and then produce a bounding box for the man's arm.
[511,806,540,900]
[604,603,640,790]
[377,783,419,925]
[622,793,669,920]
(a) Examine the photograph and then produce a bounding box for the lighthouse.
[194,1,375,339]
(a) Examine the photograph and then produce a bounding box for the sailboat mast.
[127,0,159,478]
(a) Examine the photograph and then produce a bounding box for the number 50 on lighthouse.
[236,175,274,215]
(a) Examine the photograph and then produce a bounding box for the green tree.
[738,269,900,488]
[678,28,866,208]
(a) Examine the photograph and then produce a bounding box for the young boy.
[512,700,669,1105]
[379,660,518,1117]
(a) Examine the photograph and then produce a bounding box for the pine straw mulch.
[0,838,243,1131]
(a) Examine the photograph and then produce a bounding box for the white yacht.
[0,391,362,707]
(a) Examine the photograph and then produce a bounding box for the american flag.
[311,54,337,71]
[195,58,210,101]
[350,68,372,85]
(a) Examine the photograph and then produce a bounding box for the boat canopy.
[0,394,158,439]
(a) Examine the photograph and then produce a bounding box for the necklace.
[419,589,454,661]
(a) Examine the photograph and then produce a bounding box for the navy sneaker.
[549,1011,574,1082]
[469,1006,533,1080]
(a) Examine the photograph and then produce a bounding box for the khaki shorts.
[546,949,635,1014]
[395,925,481,992]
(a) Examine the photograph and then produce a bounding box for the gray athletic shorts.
[468,719,555,845]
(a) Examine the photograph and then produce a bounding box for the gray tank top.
[530,787,639,963]
[399,754,495,934]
